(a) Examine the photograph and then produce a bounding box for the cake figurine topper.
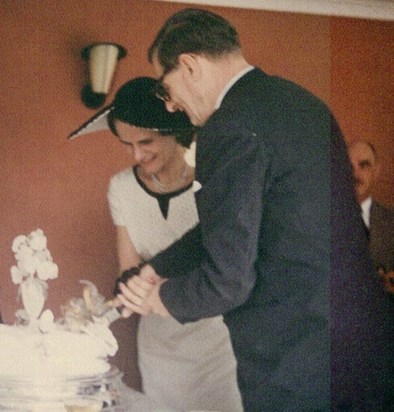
[59,281,118,356]
[10,228,58,330]
[60,280,113,332]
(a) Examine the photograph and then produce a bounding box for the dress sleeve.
[107,175,125,226]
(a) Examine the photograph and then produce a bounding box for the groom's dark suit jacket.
[150,69,394,410]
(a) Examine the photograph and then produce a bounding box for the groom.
[117,8,394,411]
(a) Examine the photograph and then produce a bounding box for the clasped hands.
[113,264,170,318]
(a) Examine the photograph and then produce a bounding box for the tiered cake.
[0,229,124,411]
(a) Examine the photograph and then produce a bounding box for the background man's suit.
[150,69,394,410]
[370,201,394,270]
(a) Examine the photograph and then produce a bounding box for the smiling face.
[348,141,380,203]
[114,120,181,176]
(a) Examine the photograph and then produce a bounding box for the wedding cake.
[0,229,124,411]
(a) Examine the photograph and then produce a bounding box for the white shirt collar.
[360,196,372,228]
[214,65,254,110]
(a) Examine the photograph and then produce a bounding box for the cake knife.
[102,305,123,325]
[101,266,142,324]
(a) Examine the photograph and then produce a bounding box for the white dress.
[108,167,243,412]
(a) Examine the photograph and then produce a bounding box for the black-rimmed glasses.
[154,70,172,102]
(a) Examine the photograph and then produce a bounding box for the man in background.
[349,139,394,293]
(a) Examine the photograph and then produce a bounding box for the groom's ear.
[178,53,203,82]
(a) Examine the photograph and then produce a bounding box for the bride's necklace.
[151,164,189,194]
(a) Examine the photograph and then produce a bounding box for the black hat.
[68,77,193,140]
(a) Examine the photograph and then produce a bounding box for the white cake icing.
[0,324,114,378]
[0,229,118,381]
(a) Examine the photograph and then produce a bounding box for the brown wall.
[0,0,393,389]
[330,17,394,205]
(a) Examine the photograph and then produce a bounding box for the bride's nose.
[133,146,145,162]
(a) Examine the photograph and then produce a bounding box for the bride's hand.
[139,264,163,284]
[117,273,170,317]
[117,276,154,316]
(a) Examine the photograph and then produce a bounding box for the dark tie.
[363,221,370,241]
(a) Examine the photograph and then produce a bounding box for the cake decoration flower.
[10,228,58,326]
[38,309,56,333]
[12,234,28,253]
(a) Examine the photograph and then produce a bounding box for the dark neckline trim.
[133,166,193,200]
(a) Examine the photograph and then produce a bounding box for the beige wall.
[0,0,392,389]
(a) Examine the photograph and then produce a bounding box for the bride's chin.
[139,163,157,176]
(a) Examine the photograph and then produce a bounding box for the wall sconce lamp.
[81,42,127,109]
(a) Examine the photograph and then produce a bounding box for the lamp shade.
[81,43,126,108]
